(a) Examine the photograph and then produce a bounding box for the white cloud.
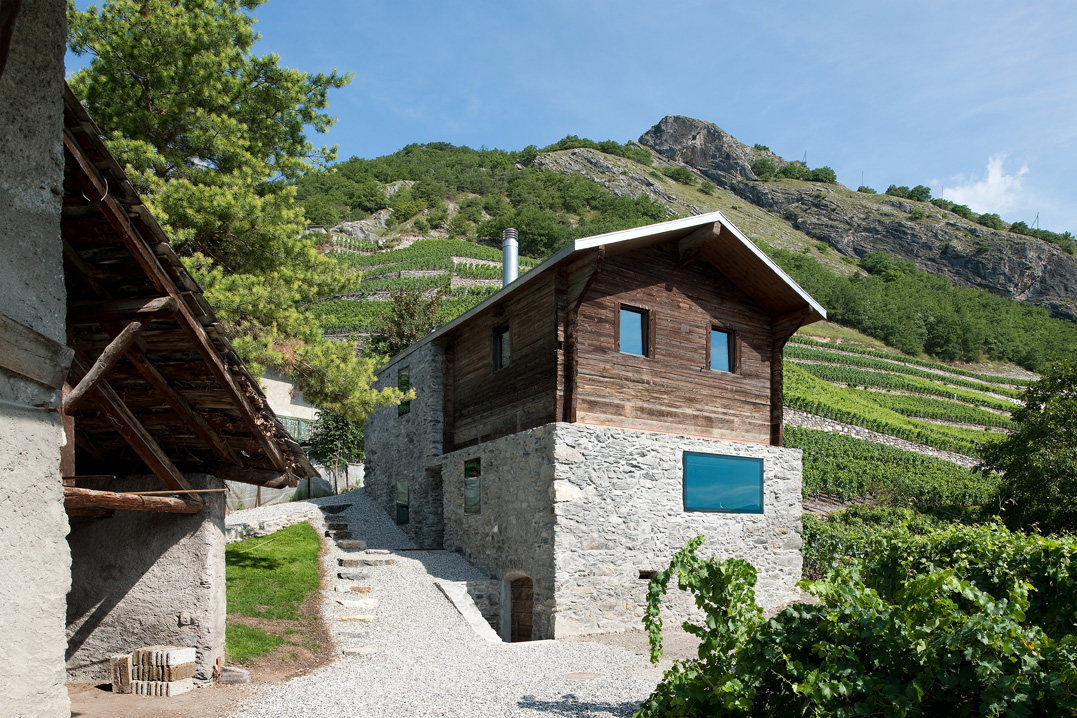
[940,154,1029,214]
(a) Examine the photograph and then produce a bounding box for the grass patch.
[227,521,321,620]
[225,622,289,663]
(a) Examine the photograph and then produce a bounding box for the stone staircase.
[324,515,397,658]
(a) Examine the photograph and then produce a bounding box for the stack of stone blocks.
[110,645,197,697]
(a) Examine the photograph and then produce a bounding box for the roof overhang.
[385,211,826,368]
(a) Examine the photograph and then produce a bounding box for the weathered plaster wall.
[440,426,558,640]
[549,424,803,637]
[0,1,72,716]
[259,369,319,422]
[66,474,227,683]
[364,343,445,547]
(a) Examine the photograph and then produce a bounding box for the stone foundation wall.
[66,474,227,683]
[465,580,502,633]
[441,426,558,640]
[364,343,445,547]
[549,424,803,637]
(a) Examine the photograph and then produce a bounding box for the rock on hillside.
[638,116,1077,321]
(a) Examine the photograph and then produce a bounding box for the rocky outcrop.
[638,117,1077,320]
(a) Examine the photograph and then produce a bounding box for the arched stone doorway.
[509,576,533,642]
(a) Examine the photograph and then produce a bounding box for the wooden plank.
[64,486,202,514]
[0,311,74,389]
[69,354,200,500]
[67,296,178,324]
[64,321,143,413]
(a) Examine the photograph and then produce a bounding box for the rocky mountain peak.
[639,116,759,180]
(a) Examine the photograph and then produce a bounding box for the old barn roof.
[60,84,317,511]
[388,211,826,367]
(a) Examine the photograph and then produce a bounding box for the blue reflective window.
[619,308,646,356]
[683,452,763,513]
[711,329,732,372]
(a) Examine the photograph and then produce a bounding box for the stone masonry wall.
[0,1,73,716]
[66,474,227,683]
[550,424,803,637]
[363,342,445,547]
[441,426,558,640]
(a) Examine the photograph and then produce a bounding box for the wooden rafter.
[211,464,297,489]
[676,222,720,265]
[67,296,178,324]
[64,321,143,413]
[69,354,200,501]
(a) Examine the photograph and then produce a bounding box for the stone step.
[326,522,349,531]
[343,646,376,656]
[130,678,193,696]
[337,570,370,581]
[334,585,373,594]
[364,549,391,555]
[336,615,376,622]
[339,557,395,568]
[325,530,352,539]
[336,598,378,610]
[336,539,367,550]
[336,629,369,638]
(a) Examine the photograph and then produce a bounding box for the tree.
[368,288,445,357]
[68,0,404,419]
[776,161,811,180]
[809,166,837,184]
[306,410,364,495]
[979,360,1077,533]
[909,184,932,202]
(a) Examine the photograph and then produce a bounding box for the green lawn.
[225,521,323,662]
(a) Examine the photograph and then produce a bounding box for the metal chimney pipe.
[502,227,518,287]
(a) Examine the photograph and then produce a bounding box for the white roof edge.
[382,211,825,369]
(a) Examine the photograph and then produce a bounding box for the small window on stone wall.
[397,368,410,416]
[494,324,511,371]
[683,451,763,513]
[464,458,481,514]
[396,481,409,525]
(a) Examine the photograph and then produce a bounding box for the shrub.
[809,166,837,183]
[909,184,932,202]
[517,144,538,166]
[886,184,911,199]
[637,530,1077,718]
[752,143,770,151]
[698,181,715,195]
[661,165,696,185]
[776,161,811,180]
[977,212,1005,230]
[908,206,928,220]
[857,185,877,194]
[749,158,775,180]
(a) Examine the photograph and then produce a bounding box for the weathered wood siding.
[444,273,558,450]
[572,244,775,443]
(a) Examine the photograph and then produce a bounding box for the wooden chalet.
[57,84,316,513]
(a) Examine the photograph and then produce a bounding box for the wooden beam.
[103,322,243,466]
[0,311,74,389]
[67,296,178,324]
[69,354,201,501]
[64,486,203,514]
[66,508,115,519]
[64,321,143,414]
[677,222,720,265]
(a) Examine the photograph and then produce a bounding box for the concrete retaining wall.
[66,474,227,683]
[0,1,73,715]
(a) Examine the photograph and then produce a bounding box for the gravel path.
[228,491,665,718]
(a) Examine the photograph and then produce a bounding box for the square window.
[683,451,763,513]
[619,307,648,356]
[397,368,410,416]
[710,329,733,372]
[494,325,511,370]
[464,458,481,514]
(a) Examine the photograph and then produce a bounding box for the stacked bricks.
[110,645,197,696]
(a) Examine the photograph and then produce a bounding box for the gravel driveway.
[228,492,667,718]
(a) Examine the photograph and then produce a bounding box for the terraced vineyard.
[785,332,1024,459]
[307,238,539,334]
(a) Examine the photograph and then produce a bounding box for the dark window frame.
[706,326,738,373]
[615,303,654,358]
[493,324,511,371]
[682,451,764,514]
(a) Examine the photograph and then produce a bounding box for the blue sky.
[69,0,1077,232]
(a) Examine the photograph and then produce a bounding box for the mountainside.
[637,116,1077,320]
